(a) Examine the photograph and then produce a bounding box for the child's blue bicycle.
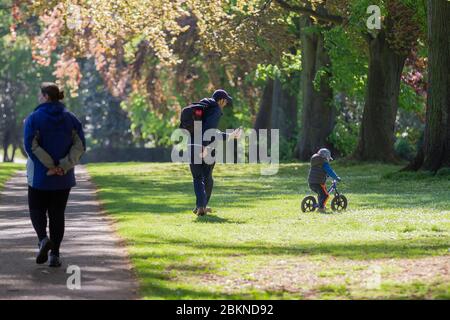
[301,180,348,212]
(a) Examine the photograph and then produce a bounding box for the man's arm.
[323,162,340,181]
[202,109,241,148]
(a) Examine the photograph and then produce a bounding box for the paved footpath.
[0,166,139,299]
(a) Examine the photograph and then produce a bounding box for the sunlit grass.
[87,162,450,299]
[0,163,23,191]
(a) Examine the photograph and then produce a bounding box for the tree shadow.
[89,163,450,215]
[131,234,449,261]
[194,214,244,224]
[125,234,450,299]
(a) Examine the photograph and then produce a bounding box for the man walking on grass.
[184,89,242,216]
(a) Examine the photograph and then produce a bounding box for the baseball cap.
[318,148,333,161]
[212,89,233,106]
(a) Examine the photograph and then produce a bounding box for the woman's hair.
[40,82,64,102]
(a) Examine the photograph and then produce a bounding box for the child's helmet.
[318,148,333,161]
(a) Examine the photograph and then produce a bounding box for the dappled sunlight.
[87,162,450,299]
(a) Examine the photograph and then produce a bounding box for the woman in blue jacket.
[24,82,86,267]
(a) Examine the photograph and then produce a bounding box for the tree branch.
[259,0,273,13]
[274,0,344,25]
[234,0,273,28]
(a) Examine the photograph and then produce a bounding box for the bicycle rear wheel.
[301,196,317,213]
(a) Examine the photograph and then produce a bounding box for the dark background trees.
[0,0,447,172]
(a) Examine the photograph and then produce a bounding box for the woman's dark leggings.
[28,186,71,256]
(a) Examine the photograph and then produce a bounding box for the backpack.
[179,103,207,134]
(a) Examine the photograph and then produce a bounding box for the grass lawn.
[0,163,23,191]
[87,162,450,299]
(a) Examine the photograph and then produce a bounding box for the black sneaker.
[36,237,54,264]
[49,254,61,268]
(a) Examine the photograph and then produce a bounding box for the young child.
[308,148,341,213]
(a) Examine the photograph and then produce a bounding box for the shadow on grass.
[86,164,450,299]
[129,235,450,299]
[131,233,449,260]
[137,272,247,299]
[194,214,244,224]
[92,168,450,215]
[91,174,298,215]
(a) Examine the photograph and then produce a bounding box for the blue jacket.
[323,162,340,181]
[197,98,228,146]
[24,102,86,190]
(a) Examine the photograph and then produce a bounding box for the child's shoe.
[317,207,327,214]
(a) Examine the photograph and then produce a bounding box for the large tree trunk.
[353,30,407,162]
[253,80,273,163]
[254,77,297,137]
[295,19,336,161]
[10,144,16,163]
[1,124,19,163]
[407,0,450,171]
[253,77,297,159]
[0,80,16,163]
[270,76,298,142]
[2,129,12,162]
[422,0,450,170]
[254,79,274,130]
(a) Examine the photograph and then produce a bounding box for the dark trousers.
[190,162,215,208]
[309,183,329,209]
[28,186,71,256]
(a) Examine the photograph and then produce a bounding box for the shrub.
[328,117,359,157]
[394,138,415,161]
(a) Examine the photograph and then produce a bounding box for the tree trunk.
[296,18,336,160]
[2,129,11,162]
[408,0,450,171]
[10,143,16,163]
[254,79,274,130]
[270,76,298,142]
[2,149,9,162]
[353,30,407,162]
